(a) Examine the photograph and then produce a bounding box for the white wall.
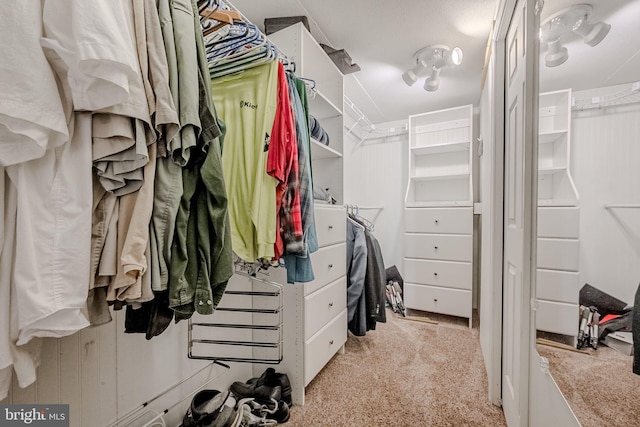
[1,278,255,427]
[570,85,640,304]
[343,75,409,272]
[343,120,408,272]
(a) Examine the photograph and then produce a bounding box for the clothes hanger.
[348,215,365,230]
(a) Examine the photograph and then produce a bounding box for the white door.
[501,0,539,425]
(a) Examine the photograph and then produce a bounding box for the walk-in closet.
[1,0,639,426]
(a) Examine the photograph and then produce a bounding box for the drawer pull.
[434,246,439,250]
[434,298,438,302]
[329,302,334,308]
[328,263,333,269]
[328,225,333,230]
[329,340,334,345]
[434,272,438,276]
[435,219,439,224]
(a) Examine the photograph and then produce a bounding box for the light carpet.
[286,309,506,426]
[538,341,640,427]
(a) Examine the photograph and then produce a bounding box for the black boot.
[182,389,235,427]
[240,368,292,408]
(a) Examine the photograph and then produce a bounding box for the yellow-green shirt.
[212,61,278,261]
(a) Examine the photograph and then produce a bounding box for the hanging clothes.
[0,170,42,402]
[211,60,279,262]
[346,212,387,335]
[346,218,368,336]
[267,62,303,260]
[282,73,319,283]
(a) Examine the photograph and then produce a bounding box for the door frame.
[484,0,540,421]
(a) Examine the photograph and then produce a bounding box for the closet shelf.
[538,166,566,175]
[411,141,470,155]
[410,172,470,182]
[309,90,343,119]
[413,117,471,134]
[537,199,578,207]
[538,130,567,144]
[311,138,342,159]
[406,201,473,208]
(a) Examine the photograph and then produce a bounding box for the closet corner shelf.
[411,141,470,155]
[538,130,568,144]
[309,90,343,120]
[310,138,342,159]
[410,172,470,182]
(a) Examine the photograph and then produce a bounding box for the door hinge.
[530,298,539,311]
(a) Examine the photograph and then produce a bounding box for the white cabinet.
[403,105,475,327]
[536,89,580,342]
[269,206,347,402]
[262,23,346,406]
[268,22,345,205]
[301,206,347,388]
[538,89,578,206]
[405,105,473,207]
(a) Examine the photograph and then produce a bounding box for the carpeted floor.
[286,309,506,426]
[538,341,640,427]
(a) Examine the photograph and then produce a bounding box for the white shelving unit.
[405,105,474,207]
[403,105,475,327]
[266,22,346,406]
[536,89,580,344]
[269,22,345,206]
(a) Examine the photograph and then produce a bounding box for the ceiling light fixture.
[540,4,611,67]
[402,45,463,92]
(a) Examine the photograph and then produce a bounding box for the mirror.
[535,0,640,425]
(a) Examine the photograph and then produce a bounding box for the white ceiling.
[540,0,640,94]
[230,0,640,124]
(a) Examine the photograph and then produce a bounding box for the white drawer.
[403,283,471,318]
[536,300,579,337]
[305,277,347,339]
[305,243,346,296]
[537,207,579,238]
[404,258,472,290]
[537,238,579,271]
[405,233,472,262]
[315,206,346,248]
[405,207,473,234]
[536,269,579,304]
[304,309,347,385]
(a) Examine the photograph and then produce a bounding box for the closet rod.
[214,307,280,314]
[224,290,280,297]
[191,322,280,330]
[188,355,283,364]
[192,339,280,348]
[106,361,228,427]
[603,203,640,209]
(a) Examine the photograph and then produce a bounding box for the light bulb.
[450,47,463,66]
[423,67,441,92]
